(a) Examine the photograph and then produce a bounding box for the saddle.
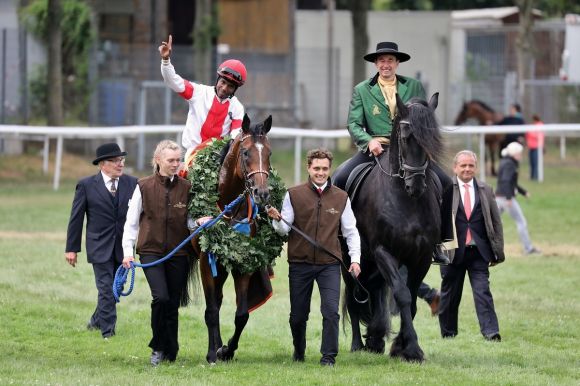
[344,160,443,205]
[345,161,374,202]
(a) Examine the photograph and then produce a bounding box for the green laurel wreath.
[187,137,287,274]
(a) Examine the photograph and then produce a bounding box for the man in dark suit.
[438,150,505,341]
[65,143,138,339]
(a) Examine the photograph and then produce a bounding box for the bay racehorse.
[454,100,505,176]
[192,115,274,364]
[341,93,444,362]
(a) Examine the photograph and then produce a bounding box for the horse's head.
[454,101,469,125]
[394,93,442,198]
[455,100,496,125]
[236,114,272,204]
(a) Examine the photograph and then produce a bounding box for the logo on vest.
[173,202,187,209]
[326,208,340,215]
[372,104,381,116]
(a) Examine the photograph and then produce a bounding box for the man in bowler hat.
[333,41,452,265]
[65,143,138,338]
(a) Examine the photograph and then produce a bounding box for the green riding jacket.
[347,73,426,151]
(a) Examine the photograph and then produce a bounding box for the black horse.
[341,93,444,362]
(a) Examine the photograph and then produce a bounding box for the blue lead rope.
[113,194,246,302]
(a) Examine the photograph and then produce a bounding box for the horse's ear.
[396,93,408,117]
[242,114,251,134]
[262,115,272,134]
[429,92,439,111]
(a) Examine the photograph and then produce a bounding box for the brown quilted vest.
[136,173,192,257]
[287,182,347,265]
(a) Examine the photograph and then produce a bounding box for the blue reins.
[113,194,246,302]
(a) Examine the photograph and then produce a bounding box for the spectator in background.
[526,114,545,180]
[498,103,525,152]
[495,142,541,255]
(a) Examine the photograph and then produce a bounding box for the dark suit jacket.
[446,176,505,265]
[66,172,138,264]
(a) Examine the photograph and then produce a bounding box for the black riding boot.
[290,323,306,362]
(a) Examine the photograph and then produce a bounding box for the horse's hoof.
[390,345,424,363]
[217,345,234,361]
[206,353,217,364]
[350,345,364,352]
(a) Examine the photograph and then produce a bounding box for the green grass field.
[0,144,579,385]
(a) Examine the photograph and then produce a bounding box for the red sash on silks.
[177,138,217,179]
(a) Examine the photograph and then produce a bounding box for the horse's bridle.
[223,133,270,223]
[375,117,429,183]
[239,133,270,190]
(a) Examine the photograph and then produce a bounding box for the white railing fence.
[1,124,579,190]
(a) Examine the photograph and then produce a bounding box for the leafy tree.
[350,0,371,86]
[20,0,94,123]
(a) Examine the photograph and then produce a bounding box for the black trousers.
[333,150,453,242]
[438,246,500,338]
[140,254,190,361]
[288,262,341,361]
[90,258,120,337]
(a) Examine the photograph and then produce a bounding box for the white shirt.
[271,184,361,265]
[122,185,143,257]
[101,171,117,192]
[459,179,475,212]
[161,59,244,152]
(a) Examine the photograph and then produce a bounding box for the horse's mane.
[404,98,444,166]
[471,100,495,113]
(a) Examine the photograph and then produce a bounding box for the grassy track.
[0,145,579,385]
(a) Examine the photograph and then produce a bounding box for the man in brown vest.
[267,148,361,367]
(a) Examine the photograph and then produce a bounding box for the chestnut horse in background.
[454,100,505,176]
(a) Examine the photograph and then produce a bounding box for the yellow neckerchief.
[377,76,398,119]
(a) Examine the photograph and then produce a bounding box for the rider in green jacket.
[334,42,451,265]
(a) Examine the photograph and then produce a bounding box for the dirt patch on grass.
[0,231,66,241]
[0,153,97,182]
[504,242,580,258]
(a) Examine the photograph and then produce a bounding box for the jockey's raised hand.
[159,35,172,59]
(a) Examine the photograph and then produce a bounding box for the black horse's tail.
[342,266,392,342]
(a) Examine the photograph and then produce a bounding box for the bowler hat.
[364,42,411,63]
[93,143,127,165]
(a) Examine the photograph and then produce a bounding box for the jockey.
[159,35,246,175]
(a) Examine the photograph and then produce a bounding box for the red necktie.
[317,187,323,196]
[463,183,472,245]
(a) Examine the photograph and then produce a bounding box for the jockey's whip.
[113,194,246,302]
[267,206,369,304]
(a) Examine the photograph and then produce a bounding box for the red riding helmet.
[217,59,247,87]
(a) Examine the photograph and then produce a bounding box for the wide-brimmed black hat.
[364,42,411,63]
[93,143,127,165]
